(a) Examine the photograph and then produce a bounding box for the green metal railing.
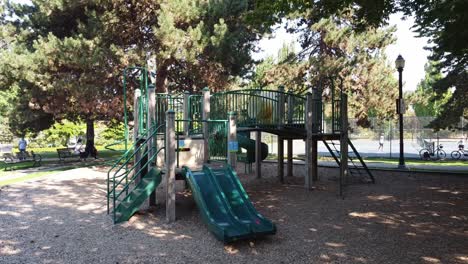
[175,119,228,166]
[285,93,307,128]
[155,93,184,128]
[207,120,228,161]
[211,89,306,128]
[107,123,165,222]
[188,95,203,134]
[333,100,341,133]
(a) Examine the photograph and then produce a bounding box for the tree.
[0,0,260,154]
[251,11,398,126]
[247,0,396,33]
[410,62,451,117]
[400,0,468,130]
[248,0,468,129]
[250,42,308,92]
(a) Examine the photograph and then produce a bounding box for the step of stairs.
[113,168,162,223]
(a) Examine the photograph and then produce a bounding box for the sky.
[253,13,431,92]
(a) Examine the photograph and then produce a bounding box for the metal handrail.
[112,124,164,182]
[107,123,165,214]
[213,88,307,100]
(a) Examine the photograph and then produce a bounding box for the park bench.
[3,151,42,171]
[57,148,82,162]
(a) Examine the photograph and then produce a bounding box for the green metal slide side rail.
[107,123,165,220]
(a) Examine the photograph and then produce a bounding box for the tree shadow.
[0,167,467,263]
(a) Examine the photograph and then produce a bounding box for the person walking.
[18,138,27,160]
[457,138,465,150]
[378,134,384,152]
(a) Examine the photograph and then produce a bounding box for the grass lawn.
[0,160,57,174]
[23,146,125,159]
[267,154,468,167]
[0,145,125,181]
[362,157,468,167]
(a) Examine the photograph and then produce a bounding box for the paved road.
[266,137,466,159]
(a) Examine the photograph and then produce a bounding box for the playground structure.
[106,67,374,242]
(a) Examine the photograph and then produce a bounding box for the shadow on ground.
[0,166,467,263]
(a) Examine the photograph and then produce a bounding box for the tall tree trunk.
[85,119,96,158]
[156,62,168,93]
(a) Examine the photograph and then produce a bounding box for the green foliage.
[400,0,468,129]
[100,120,125,141]
[0,0,260,139]
[247,0,397,32]
[250,42,307,91]
[250,10,398,126]
[410,62,452,117]
[29,120,85,147]
[248,0,468,129]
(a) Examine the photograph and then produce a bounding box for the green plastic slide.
[184,164,276,243]
[237,132,268,163]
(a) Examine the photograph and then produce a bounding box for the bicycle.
[419,142,446,160]
[451,144,468,160]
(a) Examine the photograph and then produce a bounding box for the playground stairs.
[322,138,375,184]
[107,124,165,224]
[113,168,162,223]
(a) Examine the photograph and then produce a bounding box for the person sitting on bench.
[74,138,84,155]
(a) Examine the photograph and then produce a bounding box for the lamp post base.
[398,164,408,170]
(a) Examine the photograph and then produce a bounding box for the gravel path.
[0,165,467,264]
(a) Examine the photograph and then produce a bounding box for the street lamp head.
[395,54,405,70]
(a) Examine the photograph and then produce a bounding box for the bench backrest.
[3,153,15,161]
[57,148,72,153]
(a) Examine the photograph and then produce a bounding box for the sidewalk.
[264,159,468,174]
[318,160,468,174]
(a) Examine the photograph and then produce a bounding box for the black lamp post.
[395,55,406,169]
